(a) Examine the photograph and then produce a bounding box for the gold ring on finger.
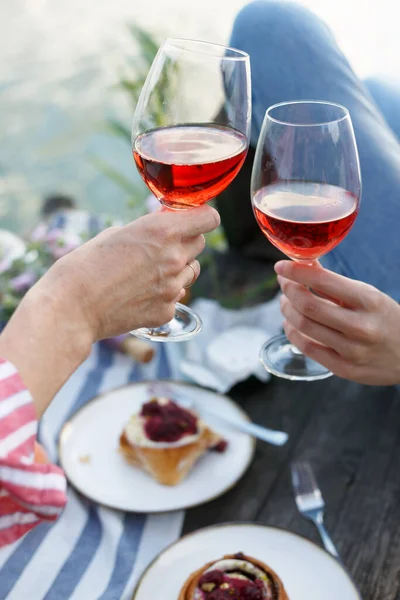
[184,262,197,288]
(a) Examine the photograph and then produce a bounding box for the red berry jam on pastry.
[178,553,289,600]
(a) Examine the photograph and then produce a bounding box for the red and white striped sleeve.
[0,358,67,548]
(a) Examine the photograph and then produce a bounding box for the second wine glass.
[251,101,361,380]
[131,38,251,341]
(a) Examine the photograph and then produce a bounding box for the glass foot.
[260,333,333,381]
[130,302,202,342]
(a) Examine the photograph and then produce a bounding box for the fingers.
[176,289,186,302]
[183,234,206,262]
[277,276,373,342]
[126,207,219,254]
[283,320,347,376]
[177,260,200,290]
[166,206,221,237]
[275,260,369,309]
[280,295,349,355]
[283,320,376,383]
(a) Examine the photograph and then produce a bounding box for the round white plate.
[59,380,254,512]
[132,523,361,599]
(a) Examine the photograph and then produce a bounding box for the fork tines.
[291,461,324,510]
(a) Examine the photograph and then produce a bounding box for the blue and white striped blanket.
[0,343,184,600]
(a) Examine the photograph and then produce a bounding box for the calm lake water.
[0,0,397,233]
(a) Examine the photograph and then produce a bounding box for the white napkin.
[176,293,284,392]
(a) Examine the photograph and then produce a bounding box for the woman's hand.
[52,206,219,340]
[0,206,219,416]
[275,260,400,386]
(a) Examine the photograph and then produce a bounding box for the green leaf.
[118,78,145,95]
[88,154,141,196]
[205,228,227,251]
[220,274,278,309]
[126,195,147,213]
[128,24,159,65]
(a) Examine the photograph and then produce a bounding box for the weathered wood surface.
[183,372,400,600]
[185,251,400,600]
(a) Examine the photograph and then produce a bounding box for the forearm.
[0,268,92,418]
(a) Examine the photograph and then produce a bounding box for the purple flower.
[45,228,65,244]
[30,223,47,242]
[46,230,81,259]
[10,271,36,293]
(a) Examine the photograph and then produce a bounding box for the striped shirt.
[0,358,67,548]
[0,344,183,599]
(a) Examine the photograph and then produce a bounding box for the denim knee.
[229,1,336,144]
[230,0,330,50]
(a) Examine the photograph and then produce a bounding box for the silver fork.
[291,461,340,559]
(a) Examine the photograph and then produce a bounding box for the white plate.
[132,523,361,599]
[59,380,254,512]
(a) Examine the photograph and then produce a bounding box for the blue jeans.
[229,1,400,301]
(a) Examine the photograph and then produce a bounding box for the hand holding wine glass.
[275,260,400,386]
[131,38,251,341]
[251,101,361,380]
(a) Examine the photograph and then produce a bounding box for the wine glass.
[131,38,251,341]
[251,101,361,380]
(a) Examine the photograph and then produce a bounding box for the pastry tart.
[119,397,227,486]
[178,552,289,600]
